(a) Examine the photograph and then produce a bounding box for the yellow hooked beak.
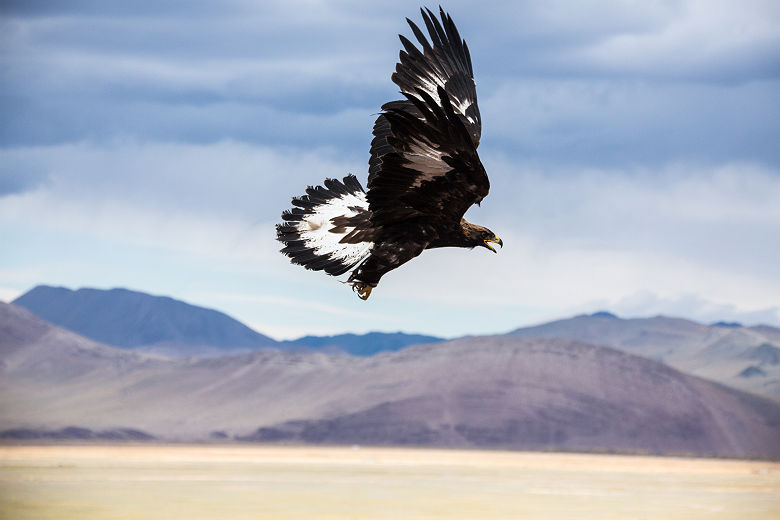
[484,236,503,253]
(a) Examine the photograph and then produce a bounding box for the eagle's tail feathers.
[277,174,374,277]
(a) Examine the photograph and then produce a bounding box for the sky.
[1,0,779,339]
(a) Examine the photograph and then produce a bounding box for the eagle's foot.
[351,282,373,300]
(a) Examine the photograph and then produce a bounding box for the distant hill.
[13,285,277,355]
[283,332,443,356]
[2,302,779,459]
[0,302,162,441]
[11,286,442,357]
[503,312,780,398]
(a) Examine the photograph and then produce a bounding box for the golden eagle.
[277,7,501,300]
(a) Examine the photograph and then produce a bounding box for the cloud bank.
[1,1,778,336]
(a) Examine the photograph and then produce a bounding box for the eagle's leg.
[347,240,428,301]
[351,282,374,300]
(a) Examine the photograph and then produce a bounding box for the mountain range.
[11,285,780,399]
[13,285,441,357]
[12,285,277,355]
[503,312,780,399]
[2,301,779,458]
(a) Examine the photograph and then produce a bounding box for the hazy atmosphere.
[1,0,779,339]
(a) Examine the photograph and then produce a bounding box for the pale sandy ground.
[0,445,778,520]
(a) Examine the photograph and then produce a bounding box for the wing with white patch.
[366,7,488,229]
[277,175,375,276]
[393,6,481,146]
[368,8,481,189]
[367,87,489,226]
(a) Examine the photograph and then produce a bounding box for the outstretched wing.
[393,6,481,146]
[369,87,489,224]
[367,8,488,226]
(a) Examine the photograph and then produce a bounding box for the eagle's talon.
[352,282,373,300]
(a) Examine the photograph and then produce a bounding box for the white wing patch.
[405,76,477,127]
[296,191,373,266]
[407,137,448,188]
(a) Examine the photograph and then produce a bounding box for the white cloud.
[573,0,780,80]
[0,287,23,303]
[378,230,780,313]
[370,160,780,326]
[594,292,780,327]
[0,139,359,219]
[0,141,359,295]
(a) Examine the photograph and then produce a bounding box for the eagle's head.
[464,222,503,253]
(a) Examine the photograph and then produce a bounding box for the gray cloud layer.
[2,1,779,162]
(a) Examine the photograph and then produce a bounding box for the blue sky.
[1,0,779,338]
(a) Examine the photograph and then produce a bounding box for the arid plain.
[1,445,778,520]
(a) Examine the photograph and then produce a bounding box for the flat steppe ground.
[0,445,778,520]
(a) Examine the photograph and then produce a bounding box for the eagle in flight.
[277,7,501,300]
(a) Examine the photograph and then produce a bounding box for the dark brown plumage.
[276,7,501,300]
